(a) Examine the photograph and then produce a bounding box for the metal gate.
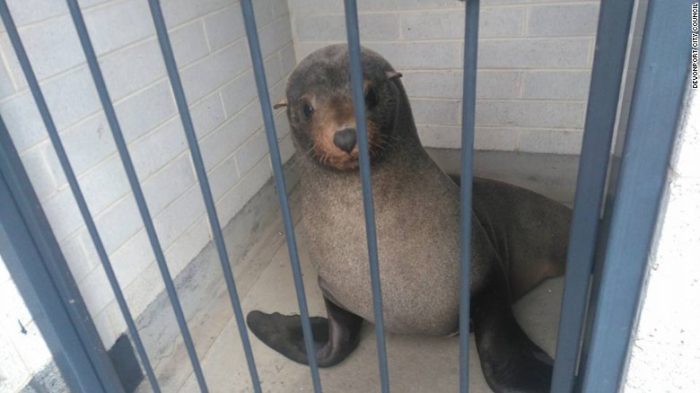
[0,0,689,392]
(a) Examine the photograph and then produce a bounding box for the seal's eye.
[365,86,378,109]
[303,103,314,119]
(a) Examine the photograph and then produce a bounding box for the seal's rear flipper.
[246,297,363,368]
[472,283,553,393]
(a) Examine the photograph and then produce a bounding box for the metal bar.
[146,1,262,392]
[238,1,323,392]
[579,2,688,392]
[0,3,161,391]
[64,1,209,391]
[458,1,479,392]
[342,1,391,392]
[0,117,119,393]
[549,1,636,392]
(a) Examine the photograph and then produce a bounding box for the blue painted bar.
[64,1,209,391]
[579,2,688,392]
[342,1,391,392]
[458,1,479,392]
[238,1,323,392]
[0,2,160,391]
[0,118,119,393]
[146,1,262,392]
[550,1,636,392]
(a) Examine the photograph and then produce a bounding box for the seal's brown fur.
[249,44,571,392]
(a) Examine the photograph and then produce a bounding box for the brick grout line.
[2,0,132,33]
[29,104,183,203]
[53,148,195,246]
[417,123,584,132]
[215,48,287,118]
[200,15,213,53]
[298,36,597,44]
[213,151,274,213]
[295,1,599,18]
[0,35,21,92]
[524,2,531,36]
[210,78,289,179]
[185,75,288,184]
[411,96,587,104]
[15,32,290,168]
[216,90,229,133]
[172,16,292,101]
[59,132,268,266]
[78,0,131,15]
[5,69,172,156]
[527,1,600,9]
[524,0,599,5]
[587,37,596,67]
[401,68,592,73]
[0,0,260,103]
[2,35,159,93]
[81,198,213,320]
[172,70,287,174]
[157,2,233,35]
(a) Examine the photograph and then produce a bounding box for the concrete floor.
[136,150,578,393]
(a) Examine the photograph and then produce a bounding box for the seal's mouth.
[311,121,383,171]
[323,151,360,171]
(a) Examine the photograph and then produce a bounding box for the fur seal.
[246,44,571,393]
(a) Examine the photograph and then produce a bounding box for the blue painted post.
[343,1,391,392]
[239,1,323,392]
[550,1,636,392]
[579,2,688,392]
[459,1,479,392]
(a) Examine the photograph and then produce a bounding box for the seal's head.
[277,44,408,171]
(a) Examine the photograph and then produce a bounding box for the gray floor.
[136,150,578,393]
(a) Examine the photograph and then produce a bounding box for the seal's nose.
[333,128,357,153]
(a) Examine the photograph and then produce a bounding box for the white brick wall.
[0,0,296,348]
[288,0,600,154]
[1,0,601,359]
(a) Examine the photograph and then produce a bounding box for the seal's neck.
[390,78,421,146]
[380,78,430,170]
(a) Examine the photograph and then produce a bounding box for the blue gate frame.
[0,0,690,392]
[0,117,124,393]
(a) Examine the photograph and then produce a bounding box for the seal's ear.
[273,98,288,109]
[385,71,402,80]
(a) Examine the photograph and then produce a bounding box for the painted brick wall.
[0,0,295,348]
[288,0,600,154]
[0,0,602,357]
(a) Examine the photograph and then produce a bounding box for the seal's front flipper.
[472,282,553,393]
[245,311,327,364]
[246,297,363,367]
